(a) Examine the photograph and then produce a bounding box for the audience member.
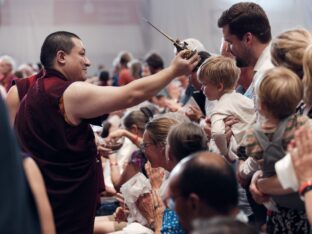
[271,28,312,79]
[137,120,208,233]
[218,2,273,99]
[111,56,121,86]
[197,55,255,162]
[246,28,312,232]
[0,55,17,92]
[169,152,239,233]
[218,2,273,228]
[118,51,134,86]
[15,63,35,78]
[241,67,310,233]
[6,69,44,125]
[129,59,143,79]
[143,52,172,111]
[270,28,312,117]
[106,106,156,191]
[99,70,110,86]
[177,38,212,118]
[144,52,164,76]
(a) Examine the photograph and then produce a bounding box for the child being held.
[197,55,256,162]
[239,67,311,233]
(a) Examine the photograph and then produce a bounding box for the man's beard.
[236,57,249,68]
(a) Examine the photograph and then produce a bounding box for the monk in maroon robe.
[14,31,199,233]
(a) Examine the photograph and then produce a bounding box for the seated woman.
[95,115,182,234]
[137,121,208,234]
[94,106,156,234]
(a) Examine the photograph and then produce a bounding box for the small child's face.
[200,80,222,101]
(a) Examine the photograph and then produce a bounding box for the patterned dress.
[161,208,186,234]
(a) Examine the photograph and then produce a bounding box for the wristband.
[299,180,312,199]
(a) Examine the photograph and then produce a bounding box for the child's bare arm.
[211,114,229,155]
[214,133,228,156]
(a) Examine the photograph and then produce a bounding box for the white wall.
[0,0,311,74]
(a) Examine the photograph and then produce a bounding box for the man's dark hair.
[218,2,271,43]
[194,51,211,72]
[123,106,157,132]
[99,70,110,82]
[40,31,80,69]
[145,52,164,74]
[177,152,238,214]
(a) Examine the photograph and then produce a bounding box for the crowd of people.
[2,2,312,234]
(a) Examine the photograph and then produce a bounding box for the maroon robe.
[15,69,99,234]
[14,70,44,102]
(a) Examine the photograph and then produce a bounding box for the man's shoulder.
[254,44,274,74]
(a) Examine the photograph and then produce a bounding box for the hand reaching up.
[145,162,166,190]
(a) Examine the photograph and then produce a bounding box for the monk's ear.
[55,50,66,65]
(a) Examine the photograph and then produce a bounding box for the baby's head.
[197,55,240,100]
[257,67,302,120]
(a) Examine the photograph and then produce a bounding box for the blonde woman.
[271,28,312,79]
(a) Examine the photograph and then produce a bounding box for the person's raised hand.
[106,129,126,142]
[152,189,165,232]
[136,192,155,226]
[114,206,129,223]
[145,162,165,190]
[170,50,200,77]
[291,127,312,184]
[185,105,203,122]
[95,136,112,158]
